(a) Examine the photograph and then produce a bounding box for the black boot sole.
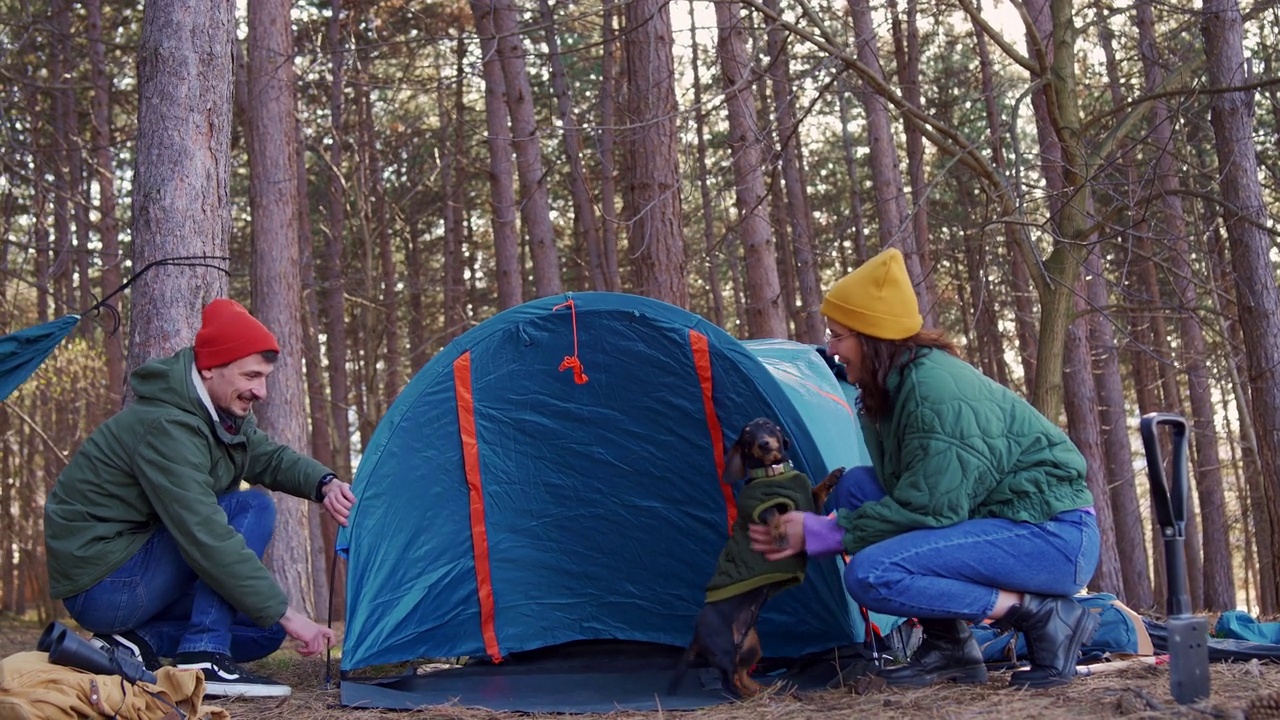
[882,665,989,687]
[1009,608,1101,689]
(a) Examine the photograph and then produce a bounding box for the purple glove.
[803,512,847,557]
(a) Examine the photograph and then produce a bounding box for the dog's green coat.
[704,470,816,602]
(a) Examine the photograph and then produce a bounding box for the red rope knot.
[552,298,588,384]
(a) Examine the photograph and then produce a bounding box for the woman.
[750,248,1100,689]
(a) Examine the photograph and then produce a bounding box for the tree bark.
[538,0,604,292]
[622,0,689,307]
[1063,282,1125,596]
[86,0,126,404]
[470,0,523,309]
[1202,0,1280,614]
[765,0,822,342]
[245,0,318,615]
[713,0,784,337]
[1138,0,1233,611]
[687,0,723,327]
[128,0,234,370]
[489,0,562,298]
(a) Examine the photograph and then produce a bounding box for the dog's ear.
[722,443,745,485]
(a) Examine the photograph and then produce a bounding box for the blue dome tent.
[335,292,887,711]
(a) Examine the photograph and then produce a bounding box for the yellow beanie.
[821,247,923,340]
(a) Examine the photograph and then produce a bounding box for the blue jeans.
[63,489,286,660]
[834,466,1100,621]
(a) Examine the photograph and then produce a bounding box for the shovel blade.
[1166,615,1210,704]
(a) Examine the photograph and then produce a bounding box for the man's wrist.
[315,473,339,501]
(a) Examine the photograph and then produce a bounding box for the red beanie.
[194,298,280,371]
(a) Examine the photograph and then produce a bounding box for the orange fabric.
[454,353,502,662]
[689,330,736,534]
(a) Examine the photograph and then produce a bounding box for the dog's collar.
[746,461,794,480]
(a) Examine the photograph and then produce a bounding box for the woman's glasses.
[824,329,855,346]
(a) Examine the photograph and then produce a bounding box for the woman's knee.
[833,465,885,512]
[843,551,891,607]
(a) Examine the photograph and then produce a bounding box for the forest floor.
[3,615,1280,719]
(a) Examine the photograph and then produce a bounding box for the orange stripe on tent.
[689,330,737,534]
[454,352,502,662]
[795,378,856,419]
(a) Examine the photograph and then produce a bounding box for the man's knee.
[220,488,277,526]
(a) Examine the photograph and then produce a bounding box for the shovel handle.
[1139,412,1192,617]
[1139,412,1189,534]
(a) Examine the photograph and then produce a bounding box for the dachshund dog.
[668,418,844,698]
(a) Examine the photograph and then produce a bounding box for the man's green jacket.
[44,347,331,627]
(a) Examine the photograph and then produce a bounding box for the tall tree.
[128,0,233,370]
[490,0,563,298]
[1202,0,1280,614]
[538,0,605,292]
[470,0,523,309]
[86,0,125,403]
[846,0,927,316]
[246,0,319,614]
[765,0,822,342]
[1136,0,1232,610]
[622,0,689,306]
[713,0,785,337]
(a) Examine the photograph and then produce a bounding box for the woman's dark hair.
[854,329,959,421]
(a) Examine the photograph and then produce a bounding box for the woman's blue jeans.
[62,488,286,661]
[833,466,1099,622]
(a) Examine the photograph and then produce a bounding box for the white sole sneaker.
[201,681,293,699]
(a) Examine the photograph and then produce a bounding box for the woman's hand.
[748,512,807,561]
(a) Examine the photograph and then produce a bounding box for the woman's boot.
[878,619,988,687]
[1003,593,1099,689]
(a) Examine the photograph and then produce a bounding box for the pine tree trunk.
[129,0,233,370]
[622,0,689,307]
[1138,0,1234,611]
[323,0,352,486]
[246,0,318,615]
[489,0,562,298]
[538,0,604,292]
[598,0,622,292]
[765,0,822,342]
[971,8,1036,395]
[687,2,723,327]
[1202,0,1280,614]
[87,0,126,405]
[442,35,469,343]
[1063,285,1125,596]
[470,0,523,309]
[713,0,783,336]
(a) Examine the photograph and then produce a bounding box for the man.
[44,298,357,699]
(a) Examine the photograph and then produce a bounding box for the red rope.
[552,298,588,384]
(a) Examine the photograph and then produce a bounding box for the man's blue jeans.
[833,466,1100,622]
[62,489,286,661]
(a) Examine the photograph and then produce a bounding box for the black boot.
[877,619,988,687]
[1003,593,1099,689]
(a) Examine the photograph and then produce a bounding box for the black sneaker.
[90,631,162,672]
[174,651,291,698]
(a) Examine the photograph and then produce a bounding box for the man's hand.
[280,607,335,656]
[321,478,356,527]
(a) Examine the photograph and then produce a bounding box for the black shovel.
[1139,412,1210,704]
